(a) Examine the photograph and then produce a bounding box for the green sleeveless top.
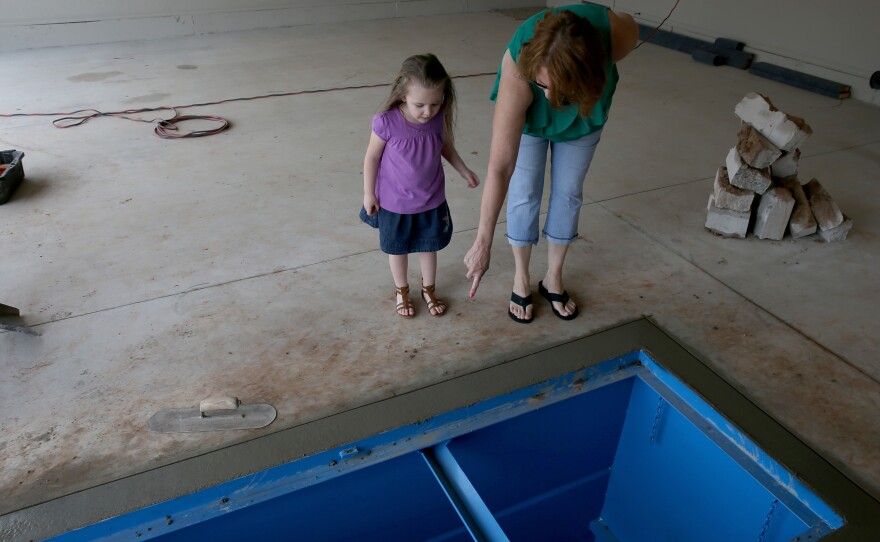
[489,4,619,142]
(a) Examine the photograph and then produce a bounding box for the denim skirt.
[359,201,452,255]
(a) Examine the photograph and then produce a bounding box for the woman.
[464,4,638,323]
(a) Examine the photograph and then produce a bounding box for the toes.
[396,293,414,317]
[510,304,532,319]
[554,301,574,316]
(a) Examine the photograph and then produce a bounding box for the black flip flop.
[508,292,534,324]
[538,280,579,321]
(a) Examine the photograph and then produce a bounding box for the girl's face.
[400,82,444,124]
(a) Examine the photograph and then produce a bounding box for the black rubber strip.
[749,62,851,99]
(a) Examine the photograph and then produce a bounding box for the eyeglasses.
[533,80,572,106]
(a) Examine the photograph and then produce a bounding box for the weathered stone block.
[753,187,795,240]
[726,147,771,194]
[778,177,817,238]
[771,149,800,178]
[803,178,843,230]
[736,123,782,168]
[818,214,853,242]
[713,166,754,212]
[706,194,750,239]
[734,92,812,151]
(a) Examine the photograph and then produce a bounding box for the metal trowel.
[0,303,40,336]
[149,396,276,433]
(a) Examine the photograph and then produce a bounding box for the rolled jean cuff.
[505,233,538,247]
[543,230,578,245]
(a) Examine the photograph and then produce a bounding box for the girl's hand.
[363,194,380,215]
[462,168,480,189]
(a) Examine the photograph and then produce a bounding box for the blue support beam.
[422,443,510,542]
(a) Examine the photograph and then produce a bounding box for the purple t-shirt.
[372,107,446,214]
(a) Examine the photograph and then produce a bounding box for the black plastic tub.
[0,149,25,204]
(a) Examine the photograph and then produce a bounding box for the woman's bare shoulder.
[607,9,638,62]
[498,49,533,110]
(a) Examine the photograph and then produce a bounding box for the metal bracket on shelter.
[149,396,277,433]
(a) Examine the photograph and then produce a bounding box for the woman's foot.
[538,279,578,320]
[395,285,415,318]
[508,292,533,324]
[509,274,533,322]
[421,284,447,317]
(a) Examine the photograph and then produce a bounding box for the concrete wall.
[549,0,879,104]
[0,0,540,50]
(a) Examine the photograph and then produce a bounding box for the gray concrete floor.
[1,9,879,535]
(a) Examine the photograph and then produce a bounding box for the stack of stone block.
[705,92,852,242]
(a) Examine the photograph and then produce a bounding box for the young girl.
[362,53,479,318]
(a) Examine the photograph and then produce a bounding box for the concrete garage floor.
[1,8,879,539]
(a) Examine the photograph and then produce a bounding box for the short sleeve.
[371,112,389,141]
[506,16,534,63]
[490,10,544,102]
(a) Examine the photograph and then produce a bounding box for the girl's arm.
[363,131,386,215]
[442,141,480,188]
[464,49,532,296]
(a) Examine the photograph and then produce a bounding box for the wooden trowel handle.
[199,397,240,416]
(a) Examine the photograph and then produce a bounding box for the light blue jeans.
[505,130,603,247]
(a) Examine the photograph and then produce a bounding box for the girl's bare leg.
[418,251,446,316]
[390,254,413,317]
[419,251,437,288]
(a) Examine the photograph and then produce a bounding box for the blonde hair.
[518,10,607,116]
[382,53,457,146]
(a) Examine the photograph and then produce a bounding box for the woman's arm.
[363,131,386,214]
[464,49,532,296]
[608,10,639,63]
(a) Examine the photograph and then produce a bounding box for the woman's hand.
[464,237,491,297]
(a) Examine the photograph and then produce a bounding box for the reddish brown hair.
[518,10,607,116]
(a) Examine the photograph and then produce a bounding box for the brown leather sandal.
[421,284,447,317]
[395,285,415,318]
